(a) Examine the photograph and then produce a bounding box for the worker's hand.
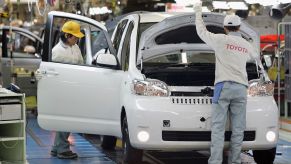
[193,1,202,12]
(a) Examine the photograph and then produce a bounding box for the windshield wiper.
[187,63,214,66]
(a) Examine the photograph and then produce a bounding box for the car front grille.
[162,131,256,141]
[171,97,212,105]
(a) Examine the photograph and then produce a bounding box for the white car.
[37,11,278,164]
[1,26,43,107]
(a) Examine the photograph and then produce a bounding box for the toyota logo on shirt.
[226,44,248,53]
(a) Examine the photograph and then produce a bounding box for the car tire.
[100,135,116,150]
[253,147,276,164]
[122,115,143,164]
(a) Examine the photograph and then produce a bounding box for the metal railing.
[277,22,291,118]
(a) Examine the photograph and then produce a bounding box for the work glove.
[193,1,202,13]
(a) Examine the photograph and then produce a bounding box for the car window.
[112,19,128,52]
[121,22,134,71]
[50,17,109,66]
[138,23,156,40]
[137,22,155,50]
[5,32,39,58]
[91,29,109,56]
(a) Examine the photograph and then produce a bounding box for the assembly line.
[0,0,291,164]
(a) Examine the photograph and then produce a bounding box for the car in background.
[0,26,43,109]
[37,11,278,164]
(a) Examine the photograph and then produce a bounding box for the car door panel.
[38,62,123,135]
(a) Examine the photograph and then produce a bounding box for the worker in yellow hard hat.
[0,12,9,18]
[50,21,84,159]
[52,20,84,64]
[61,20,84,38]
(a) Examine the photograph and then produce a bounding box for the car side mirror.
[95,53,118,68]
[24,45,36,54]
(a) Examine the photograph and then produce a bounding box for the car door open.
[37,11,124,136]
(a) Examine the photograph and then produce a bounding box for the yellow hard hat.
[61,21,84,38]
[0,12,9,18]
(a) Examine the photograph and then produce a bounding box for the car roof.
[105,12,191,35]
[0,26,43,43]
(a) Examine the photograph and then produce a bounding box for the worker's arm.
[194,2,219,46]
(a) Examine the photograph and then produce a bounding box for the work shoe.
[50,150,57,157]
[57,151,78,159]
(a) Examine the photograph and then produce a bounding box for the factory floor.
[25,112,291,164]
[26,113,114,164]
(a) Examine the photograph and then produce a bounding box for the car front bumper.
[124,95,278,151]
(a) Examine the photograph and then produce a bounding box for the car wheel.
[100,135,116,150]
[122,115,143,164]
[253,147,276,164]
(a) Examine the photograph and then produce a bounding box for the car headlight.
[266,131,276,142]
[137,131,150,142]
[248,79,274,96]
[131,79,169,96]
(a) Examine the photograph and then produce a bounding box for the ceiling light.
[213,1,230,10]
[279,0,291,4]
[244,0,258,4]
[9,0,37,3]
[89,7,112,15]
[260,0,279,6]
[175,0,192,6]
[244,0,291,6]
[228,2,248,10]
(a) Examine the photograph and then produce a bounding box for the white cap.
[223,15,241,26]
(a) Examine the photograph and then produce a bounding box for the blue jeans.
[51,131,71,153]
[208,81,247,164]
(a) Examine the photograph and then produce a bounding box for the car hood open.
[137,12,260,65]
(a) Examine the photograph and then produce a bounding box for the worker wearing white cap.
[194,2,259,164]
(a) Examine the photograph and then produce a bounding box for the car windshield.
[91,30,109,56]
[137,22,156,51]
